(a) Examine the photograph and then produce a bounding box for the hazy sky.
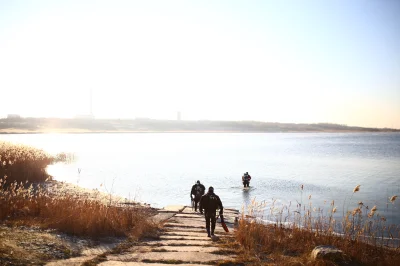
[0,0,399,128]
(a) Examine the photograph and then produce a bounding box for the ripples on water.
[1,132,399,226]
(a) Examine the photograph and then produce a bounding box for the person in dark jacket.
[242,172,251,187]
[190,180,205,212]
[199,186,223,237]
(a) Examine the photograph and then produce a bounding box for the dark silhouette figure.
[190,180,205,212]
[199,186,223,237]
[242,172,251,187]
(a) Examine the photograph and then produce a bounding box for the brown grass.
[235,188,400,265]
[0,141,158,239]
[0,141,74,184]
[0,141,55,184]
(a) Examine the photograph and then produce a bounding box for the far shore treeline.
[1,117,399,134]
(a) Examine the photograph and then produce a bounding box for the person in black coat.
[190,180,205,212]
[242,171,251,187]
[199,186,223,237]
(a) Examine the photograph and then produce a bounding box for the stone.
[150,245,219,252]
[159,235,210,241]
[99,262,205,266]
[211,235,219,242]
[163,231,206,237]
[46,255,96,266]
[163,226,205,232]
[163,222,203,228]
[163,205,185,212]
[106,251,232,263]
[175,213,202,218]
[150,212,175,223]
[140,239,211,246]
[311,245,345,262]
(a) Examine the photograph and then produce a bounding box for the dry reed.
[235,185,400,265]
[0,141,69,184]
[0,141,157,239]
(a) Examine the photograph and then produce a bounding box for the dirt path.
[47,205,240,266]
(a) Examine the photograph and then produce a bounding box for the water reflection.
[241,186,252,209]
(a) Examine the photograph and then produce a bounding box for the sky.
[0,0,399,128]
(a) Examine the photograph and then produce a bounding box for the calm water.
[1,132,399,225]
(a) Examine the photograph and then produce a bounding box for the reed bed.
[0,141,157,239]
[0,141,71,184]
[236,186,400,265]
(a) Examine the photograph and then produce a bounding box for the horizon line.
[1,116,399,131]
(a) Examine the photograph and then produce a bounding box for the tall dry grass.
[0,141,66,184]
[236,186,400,265]
[0,141,157,239]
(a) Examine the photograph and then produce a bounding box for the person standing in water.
[242,172,251,188]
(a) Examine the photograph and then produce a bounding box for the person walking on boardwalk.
[199,186,223,237]
[190,180,205,212]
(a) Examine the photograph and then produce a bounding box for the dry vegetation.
[0,141,159,264]
[0,141,55,184]
[3,140,400,265]
[0,179,157,237]
[235,186,400,265]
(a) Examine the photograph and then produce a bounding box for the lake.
[1,132,399,225]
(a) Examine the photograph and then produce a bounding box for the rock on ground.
[311,245,345,262]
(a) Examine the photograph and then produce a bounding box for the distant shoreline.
[1,129,399,134]
[0,118,399,134]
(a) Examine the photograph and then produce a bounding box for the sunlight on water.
[1,132,399,225]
